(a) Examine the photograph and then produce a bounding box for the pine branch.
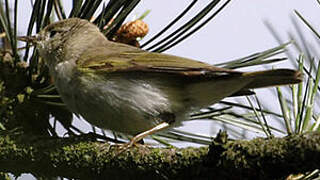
[0,131,319,179]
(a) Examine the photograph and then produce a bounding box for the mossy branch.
[0,131,320,179]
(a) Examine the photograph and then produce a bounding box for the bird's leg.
[127,122,170,148]
[116,122,170,155]
[115,112,175,155]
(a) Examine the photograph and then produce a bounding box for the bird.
[20,18,303,147]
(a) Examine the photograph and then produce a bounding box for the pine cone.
[117,19,149,40]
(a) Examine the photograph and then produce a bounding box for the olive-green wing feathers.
[76,47,302,89]
[76,47,240,77]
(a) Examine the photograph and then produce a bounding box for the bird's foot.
[113,138,143,155]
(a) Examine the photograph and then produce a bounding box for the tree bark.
[0,131,319,180]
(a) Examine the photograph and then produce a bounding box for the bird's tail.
[242,69,303,89]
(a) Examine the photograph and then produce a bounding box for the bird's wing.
[76,46,302,96]
[76,47,242,77]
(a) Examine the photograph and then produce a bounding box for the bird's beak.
[17,35,38,44]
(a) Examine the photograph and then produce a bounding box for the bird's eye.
[49,30,58,38]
